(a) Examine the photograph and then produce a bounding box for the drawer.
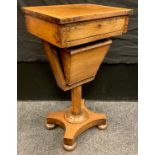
[25,15,128,48]
[64,16,128,46]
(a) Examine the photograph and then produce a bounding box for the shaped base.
[45,99,107,150]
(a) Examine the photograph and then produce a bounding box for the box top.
[22,4,133,24]
[66,39,112,55]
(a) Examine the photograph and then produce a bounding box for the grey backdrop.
[17,0,138,63]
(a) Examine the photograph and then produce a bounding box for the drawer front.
[63,16,127,47]
[24,15,128,48]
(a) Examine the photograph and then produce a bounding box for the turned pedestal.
[46,86,107,150]
[41,39,111,150]
[22,4,132,151]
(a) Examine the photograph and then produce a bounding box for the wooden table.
[22,4,132,151]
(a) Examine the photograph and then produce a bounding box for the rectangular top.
[22,4,133,24]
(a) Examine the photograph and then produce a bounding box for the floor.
[17,101,138,155]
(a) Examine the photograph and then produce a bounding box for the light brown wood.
[65,30,122,47]
[71,86,82,115]
[24,14,128,48]
[26,15,62,47]
[46,99,107,146]
[42,40,112,88]
[65,16,126,42]
[42,40,66,89]
[123,16,129,33]
[61,40,112,85]
[42,40,96,91]
[22,3,132,151]
[23,4,132,48]
[65,86,88,124]
[22,4,132,24]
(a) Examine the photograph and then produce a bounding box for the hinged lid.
[22,4,133,24]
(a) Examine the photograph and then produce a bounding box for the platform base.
[45,99,107,150]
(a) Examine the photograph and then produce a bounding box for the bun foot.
[63,142,77,151]
[45,122,56,130]
[97,123,108,130]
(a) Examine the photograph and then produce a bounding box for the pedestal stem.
[71,86,82,115]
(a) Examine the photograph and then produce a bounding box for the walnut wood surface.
[22,4,132,150]
[61,40,112,85]
[42,40,66,89]
[64,16,127,42]
[23,4,132,48]
[23,4,132,24]
[42,40,95,91]
[71,86,82,115]
[26,15,62,47]
[46,99,107,146]
[24,14,128,48]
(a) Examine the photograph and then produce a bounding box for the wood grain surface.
[23,4,132,47]
[61,40,112,85]
[22,4,133,24]
[42,40,95,91]
[46,99,107,146]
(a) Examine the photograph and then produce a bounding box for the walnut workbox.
[22,4,132,151]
